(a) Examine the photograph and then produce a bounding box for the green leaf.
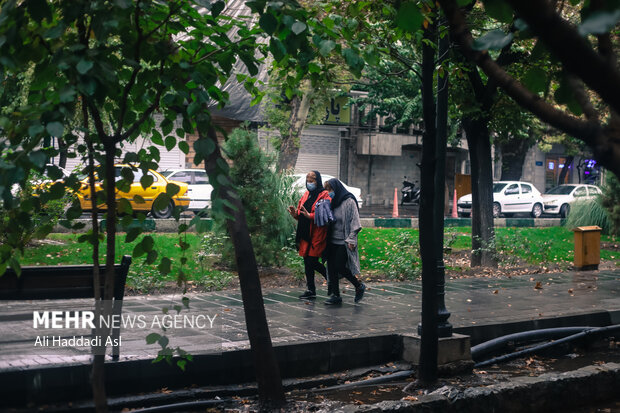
[158,336,169,348]
[259,13,278,35]
[160,118,173,136]
[165,136,176,151]
[9,257,21,277]
[166,183,180,197]
[578,9,620,36]
[523,67,547,94]
[153,193,171,211]
[46,122,64,137]
[318,39,336,56]
[482,0,513,24]
[158,257,172,275]
[211,0,225,17]
[187,101,201,117]
[291,21,307,35]
[555,77,583,116]
[141,235,154,252]
[146,249,158,264]
[151,129,164,146]
[514,18,529,32]
[76,60,94,74]
[396,2,423,33]
[269,38,287,62]
[178,141,189,154]
[177,359,187,371]
[193,139,215,157]
[146,333,161,344]
[29,151,47,168]
[140,174,154,189]
[125,227,142,243]
[472,30,514,51]
[133,242,145,258]
[28,123,44,136]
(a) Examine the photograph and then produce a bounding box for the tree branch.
[437,0,600,143]
[505,0,620,116]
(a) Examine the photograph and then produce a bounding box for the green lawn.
[14,227,620,291]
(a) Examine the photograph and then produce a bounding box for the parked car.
[542,184,602,218]
[292,173,363,208]
[160,169,213,213]
[76,165,190,218]
[457,181,545,218]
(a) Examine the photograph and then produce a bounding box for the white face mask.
[306,182,317,191]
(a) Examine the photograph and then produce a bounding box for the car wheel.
[560,203,570,218]
[458,212,470,218]
[493,202,501,218]
[151,200,174,219]
[531,203,543,218]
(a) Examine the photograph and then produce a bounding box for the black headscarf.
[327,178,358,210]
[296,171,325,244]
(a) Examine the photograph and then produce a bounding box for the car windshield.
[493,183,507,193]
[546,185,575,195]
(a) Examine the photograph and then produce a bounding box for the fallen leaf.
[534,281,543,290]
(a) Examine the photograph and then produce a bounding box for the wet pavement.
[0,269,618,371]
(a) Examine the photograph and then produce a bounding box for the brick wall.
[184,116,243,168]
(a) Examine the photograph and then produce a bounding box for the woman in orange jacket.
[288,170,331,299]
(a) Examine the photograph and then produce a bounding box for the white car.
[160,169,213,213]
[542,184,602,218]
[457,181,545,218]
[292,173,363,209]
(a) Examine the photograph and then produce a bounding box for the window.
[169,171,191,184]
[505,184,519,195]
[546,185,575,195]
[193,171,209,184]
[588,186,601,196]
[574,186,587,197]
[521,184,532,193]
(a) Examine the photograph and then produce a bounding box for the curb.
[1,310,616,407]
[52,217,563,233]
[337,363,620,413]
[360,217,563,228]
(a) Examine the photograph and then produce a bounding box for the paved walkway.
[1,269,619,371]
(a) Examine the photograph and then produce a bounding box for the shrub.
[563,199,612,235]
[382,231,421,280]
[600,173,620,235]
[212,126,297,267]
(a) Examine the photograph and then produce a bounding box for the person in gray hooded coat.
[323,178,366,305]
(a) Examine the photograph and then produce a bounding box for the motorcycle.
[401,176,420,205]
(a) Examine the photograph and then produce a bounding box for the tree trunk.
[57,137,68,169]
[558,155,574,185]
[463,116,497,268]
[277,81,313,172]
[417,21,439,386]
[199,121,286,407]
[499,137,533,181]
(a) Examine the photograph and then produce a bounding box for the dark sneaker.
[354,283,366,303]
[299,290,316,300]
[324,295,342,305]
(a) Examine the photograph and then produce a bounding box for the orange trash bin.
[572,226,602,270]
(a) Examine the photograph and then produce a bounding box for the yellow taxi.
[76,165,191,218]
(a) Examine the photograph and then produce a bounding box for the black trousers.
[326,243,361,296]
[304,256,327,293]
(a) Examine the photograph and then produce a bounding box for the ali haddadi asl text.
[34,335,120,347]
